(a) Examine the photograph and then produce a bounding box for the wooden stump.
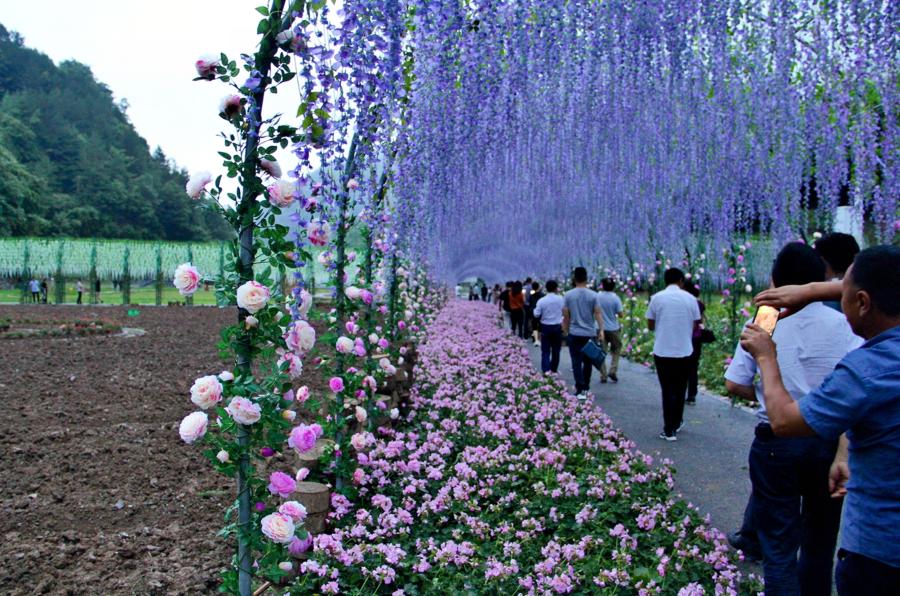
[295,438,334,472]
[295,481,330,534]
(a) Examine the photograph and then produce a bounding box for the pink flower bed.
[292,301,760,594]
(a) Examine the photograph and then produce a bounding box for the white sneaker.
[658,432,677,442]
[576,391,588,401]
[533,340,540,347]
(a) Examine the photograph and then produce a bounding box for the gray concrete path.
[526,340,758,542]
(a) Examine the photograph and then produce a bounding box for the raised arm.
[754,281,842,318]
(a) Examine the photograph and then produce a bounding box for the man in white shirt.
[725,242,862,595]
[534,279,564,373]
[646,268,701,440]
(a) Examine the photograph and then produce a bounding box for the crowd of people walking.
[486,234,899,595]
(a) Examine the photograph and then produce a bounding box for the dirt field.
[0,305,327,595]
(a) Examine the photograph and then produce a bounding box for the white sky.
[0,0,304,174]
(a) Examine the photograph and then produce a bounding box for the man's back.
[596,291,622,331]
[647,285,700,357]
[564,287,598,337]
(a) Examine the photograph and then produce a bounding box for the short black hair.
[849,245,900,316]
[685,283,700,297]
[814,233,860,276]
[663,268,684,286]
[531,281,540,291]
[573,267,588,283]
[546,279,558,292]
[771,242,826,288]
[601,277,615,291]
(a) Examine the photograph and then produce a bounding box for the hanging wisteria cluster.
[397,0,898,281]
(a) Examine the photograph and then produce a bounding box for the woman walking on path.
[685,283,707,404]
[534,280,563,372]
[509,281,527,339]
[528,281,544,347]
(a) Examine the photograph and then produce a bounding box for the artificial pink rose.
[225,397,261,425]
[185,171,212,199]
[260,512,295,544]
[268,471,297,497]
[260,158,282,178]
[267,179,297,208]
[329,377,344,393]
[308,221,330,246]
[236,281,270,314]
[173,263,201,296]
[335,336,354,354]
[288,424,319,453]
[190,375,223,410]
[179,412,208,444]
[278,500,308,523]
[219,94,242,118]
[195,55,219,79]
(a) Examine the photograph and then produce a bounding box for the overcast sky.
[0,0,304,174]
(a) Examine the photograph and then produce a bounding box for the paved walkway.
[526,340,758,544]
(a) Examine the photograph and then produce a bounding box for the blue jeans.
[836,549,900,596]
[749,425,842,595]
[540,324,562,373]
[567,334,593,393]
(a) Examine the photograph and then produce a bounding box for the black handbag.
[699,328,716,344]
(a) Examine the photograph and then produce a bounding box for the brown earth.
[0,305,329,595]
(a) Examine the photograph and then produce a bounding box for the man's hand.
[829,460,850,498]
[754,281,842,319]
[739,323,777,361]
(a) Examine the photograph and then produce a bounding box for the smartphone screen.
[754,305,779,336]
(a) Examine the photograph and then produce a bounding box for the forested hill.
[0,24,231,240]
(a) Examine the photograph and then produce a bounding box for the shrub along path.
[525,336,759,562]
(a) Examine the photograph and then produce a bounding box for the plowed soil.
[0,305,328,595]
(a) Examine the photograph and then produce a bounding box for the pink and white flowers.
[219,94,242,118]
[225,397,261,425]
[178,412,208,444]
[308,221,331,246]
[279,501,308,523]
[335,336,355,354]
[288,423,323,453]
[190,375,223,409]
[185,172,212,199]
[260,157,282,178]
[236,281,270,314]
[268,471,297,497]
[195,54,219,79]
[173,263,201,296]
[267,179,297,208]
[260,512,295,544]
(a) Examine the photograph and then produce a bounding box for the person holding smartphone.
[724,242,862,594]
[743,245,900,595]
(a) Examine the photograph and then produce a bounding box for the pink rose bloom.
[345,286,362,300]
[179,412,208,444]
[260,512,295,544]
[268,471,297,497]
[173,263,201,296]
[308,221,330,246]
[346,178,359,190]
[352,468,366,485]
[281,409,296,422]
[267,179,297,208]
[335,336,354,354]
[185,172,212,200]
[368,333,379,344]
[295,385,310,403]
[345,321,358,335]
[225,397,261,425]
[329,377,344,393]
[359,289,374,305]
[284,320,315,353]
[219,370,235,382]
[219,94,242,118]
[298,289,313,316]
[362,375,377,390]
[378,338,389,350]
[288,424,319,453]
[277,350,303,379]
[190,375,223,410]
[260,157,282,178]
[397,320,407,331]
[278,500,308,523]
[295,468,310,482]
[288,535,312,557]
[236,281,270,314]
[350,432,373,451]
[195,54,219,79]
[355,406,367,423]
[353,341,366,358]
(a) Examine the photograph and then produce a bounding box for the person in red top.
[509,281,526,339]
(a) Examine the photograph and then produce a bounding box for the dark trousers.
[749,425,842,596]
[687,338,702,399]
[540,324,562,373]
[510,309,525,338]
[836,549,900,596]
[76,291,82,304]
[568,335,594,393]
[653,355,690,435]
[31,291,39,303]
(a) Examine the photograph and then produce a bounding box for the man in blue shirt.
[745,245,900,595]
